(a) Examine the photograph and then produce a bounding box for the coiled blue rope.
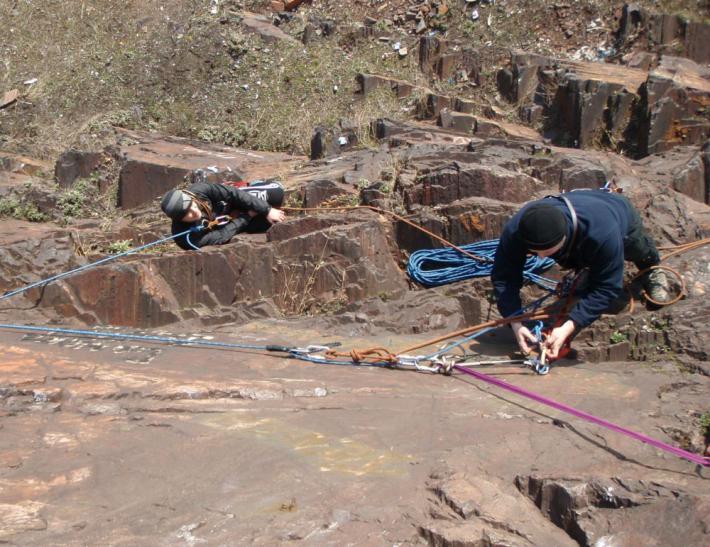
[406,239,556,289]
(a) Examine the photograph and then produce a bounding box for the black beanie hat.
[519,203,567,250]
[161,189,191,219]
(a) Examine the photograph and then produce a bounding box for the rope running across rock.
[0,204,708,468]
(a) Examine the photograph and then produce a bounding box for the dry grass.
[278,239,333,315]
[0,0,418,159]
[1,0,706,161]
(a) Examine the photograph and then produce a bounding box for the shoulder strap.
[557,195,578,248]
[555,194,578,263]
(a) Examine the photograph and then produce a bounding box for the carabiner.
[290,345,331,356]
[213,215,232,226]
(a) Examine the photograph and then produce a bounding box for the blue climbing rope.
[0,221,389,366]
[0,227,200,302]
[0,323,270,351]
[0,322,386,368]
[406,239,556,289]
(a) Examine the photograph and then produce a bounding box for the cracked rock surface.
[1,315,708,545]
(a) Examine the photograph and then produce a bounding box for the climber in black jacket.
[492,190,670,359]
[160,180,286,250]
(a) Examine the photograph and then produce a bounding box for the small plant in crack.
[699,411,710,445]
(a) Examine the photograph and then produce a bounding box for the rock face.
[310,122,359,160]
[421,473,576,546]
[496,53,709,158]
[2,3,710,545]
[24,210,406,328]
[639,56,710,157]
[516,476,710,546]
[115,130,304,209]
[54,149,105,188]
[1,320,708,546]
[419,35,484,85]
[355,72,424,99]
[48,130,305,210]
[240,11,300,44]
[4,122,710,329]
[2,122,710,545]
[616,4,710,65]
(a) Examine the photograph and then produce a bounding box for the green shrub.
[700,411,710,439]
[0,196,48,222]
[106,239,133,254]
[58,177,97,218]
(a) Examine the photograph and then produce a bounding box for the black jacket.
[492,190,636,328]
[171,182,271,250]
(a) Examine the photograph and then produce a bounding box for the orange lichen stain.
[197,414,411,477]
[459,212,485,234]
[0,467,92,500]
[0,451,26,470]
[622,388,641,399]
[65,381,121,399]
[0,347,45,385]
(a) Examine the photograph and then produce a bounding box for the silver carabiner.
[524,357,550,375]
[214,215,232,226]
[397,354,425,368]
[290,345,331,355]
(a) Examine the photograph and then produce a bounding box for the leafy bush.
[57,177,97,219]
[106,239,133,254]
[700,411,710,439]
[0,196,48,222]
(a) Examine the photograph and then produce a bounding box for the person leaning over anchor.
[491,189,670,360]
[160,179,286,250]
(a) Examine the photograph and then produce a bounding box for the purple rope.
[454,365,710,467]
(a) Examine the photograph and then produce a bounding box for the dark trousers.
[243,180,285,233]
[622,199,660,270]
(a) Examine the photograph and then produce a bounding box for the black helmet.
[161,189,191,219]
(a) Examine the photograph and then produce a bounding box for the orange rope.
[325,346,398,364]
[283,205,492,263]
[626,238,710,308]
[631,264,686,307]
[658,237,710,261]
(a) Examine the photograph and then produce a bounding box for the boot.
[643,269,670,305]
